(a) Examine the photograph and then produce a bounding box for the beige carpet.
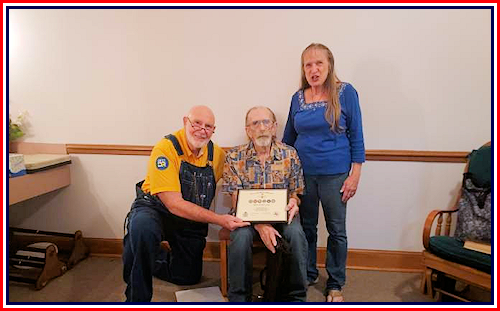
[5,256,463,303]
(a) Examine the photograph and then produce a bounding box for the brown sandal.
[326,289,344,302]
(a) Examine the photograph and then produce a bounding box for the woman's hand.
[340,163,362,203]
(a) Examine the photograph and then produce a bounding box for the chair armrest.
[422,209,458,250]
[219,228,231,241]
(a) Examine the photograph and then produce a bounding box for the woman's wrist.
[351,163,362,177]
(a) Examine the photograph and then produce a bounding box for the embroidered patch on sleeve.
[156,156,169,170]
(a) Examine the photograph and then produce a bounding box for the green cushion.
[429,236,491,273]
[468,145,491,187]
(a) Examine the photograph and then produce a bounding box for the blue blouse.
[282,82,365,175]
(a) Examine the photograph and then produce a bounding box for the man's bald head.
[187,105,215,125]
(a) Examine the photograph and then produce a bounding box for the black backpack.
[259,237,291,302]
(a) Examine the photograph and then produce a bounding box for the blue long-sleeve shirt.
[282,82,365,175]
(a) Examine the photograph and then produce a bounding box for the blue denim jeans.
[227,217,308,302]
[300,173,348,291]
[122,200,206,302]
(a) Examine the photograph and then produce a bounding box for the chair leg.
[420,269,427,294]
[219,240,228,297]
[425,269,434,299]
[435,290,442,302]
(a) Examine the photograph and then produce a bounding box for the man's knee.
[282,221,308,260]
[230,226,254,247]
[283,219,306,241]
[126,211,162,249]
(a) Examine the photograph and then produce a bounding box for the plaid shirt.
[222,140,304,198]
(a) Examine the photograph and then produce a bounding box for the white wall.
[7,8,492,251]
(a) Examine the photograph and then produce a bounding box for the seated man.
[122,105,250,302]
[222,106,308,302]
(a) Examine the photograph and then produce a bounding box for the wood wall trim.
[83,238,422,273]
[66,144,152,156]
[66,143,469,163]
[366,150,468,163]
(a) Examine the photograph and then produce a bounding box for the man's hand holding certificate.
[235,189,289,223]
[286,197,299,225]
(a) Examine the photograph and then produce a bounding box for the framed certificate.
[235,189,288,223]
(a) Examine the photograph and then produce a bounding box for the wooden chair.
[218,191,266,297]
[421,142,491,302]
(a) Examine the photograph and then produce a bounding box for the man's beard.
[186,130,210,149]
[254,135,272,147]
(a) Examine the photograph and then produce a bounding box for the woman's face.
[303,48,329,88]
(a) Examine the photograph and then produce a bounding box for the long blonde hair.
[300,43,342,132]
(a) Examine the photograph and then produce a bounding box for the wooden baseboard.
[202,242,423,272]
[85,238,124,257]
[84,238,422,272]
[344,248,422,272]
[10,235,422,272]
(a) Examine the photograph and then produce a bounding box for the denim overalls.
[122,134,216,302]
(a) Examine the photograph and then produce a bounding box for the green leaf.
[9,119,24,142]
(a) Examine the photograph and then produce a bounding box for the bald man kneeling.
[122,106,250,302]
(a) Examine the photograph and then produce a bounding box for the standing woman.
[283,43,365,302]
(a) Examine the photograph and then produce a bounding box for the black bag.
[259,237,291,302]
[454,173,491,243]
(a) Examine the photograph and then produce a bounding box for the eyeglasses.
[186,117,215,134]
[246,119,275,129]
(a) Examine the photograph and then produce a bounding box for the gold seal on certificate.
[236,189,288,223]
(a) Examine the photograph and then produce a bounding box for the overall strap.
[165,134,183,156]
[207,141,214,162]
[165,134,213,162]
